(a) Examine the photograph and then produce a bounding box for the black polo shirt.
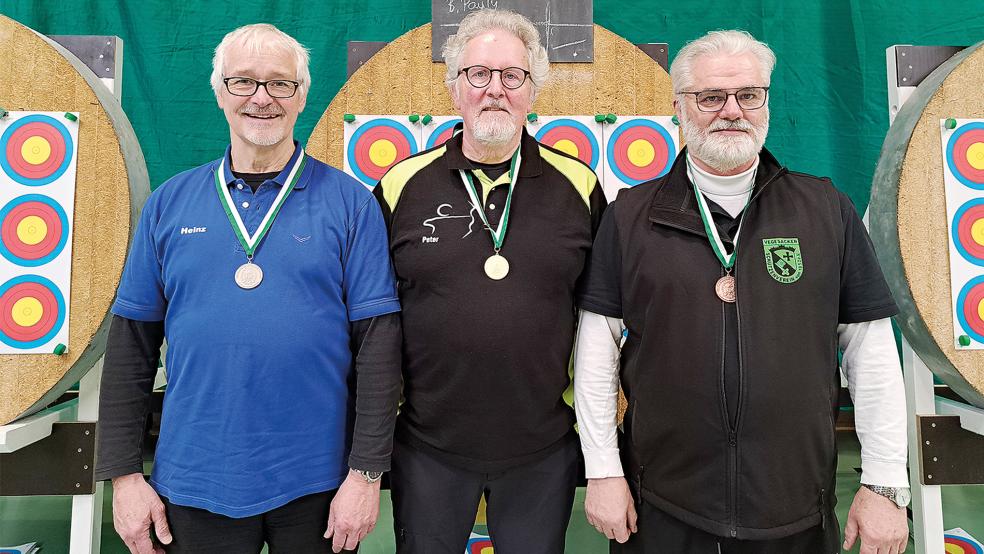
[374,127,606,472]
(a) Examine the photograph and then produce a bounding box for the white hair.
[670,30,776,93]
[210,23,311,98]
[442,9,549,98]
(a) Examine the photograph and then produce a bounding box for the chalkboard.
[432,0,593,63]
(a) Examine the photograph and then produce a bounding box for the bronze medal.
[715,274,736,303]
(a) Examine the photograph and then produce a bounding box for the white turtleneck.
[687,153,758,218]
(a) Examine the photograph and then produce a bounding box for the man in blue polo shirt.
[96,24,401,553]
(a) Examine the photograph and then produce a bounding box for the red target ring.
[347,119,418,186]
[949,125,984,186]
[611,125,671,182]
[0,281,60,343]
[1,200,64,261]
[955,203,984,260]
[4,120,68,182]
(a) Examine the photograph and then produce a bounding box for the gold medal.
[715,274,736,303]
[235,262,264,289]
[484,254,509,280]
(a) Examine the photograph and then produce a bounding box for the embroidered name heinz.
[180,226,207,235]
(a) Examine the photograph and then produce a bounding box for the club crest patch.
[762,238,803,283]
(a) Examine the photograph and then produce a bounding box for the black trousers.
[390,436,580,554]
[612,499,841,554]
[161,490,356,553]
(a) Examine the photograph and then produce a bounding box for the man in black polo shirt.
[574,30,910,553]
[372,9,605,554]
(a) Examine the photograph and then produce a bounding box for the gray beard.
[472,113,519,146]
[681,111,769,173]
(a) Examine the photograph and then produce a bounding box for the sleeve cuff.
[860,458,910,488]
[347,454,390,473]
[583,448,624,479]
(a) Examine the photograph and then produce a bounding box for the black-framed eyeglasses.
[677,87,769,112]
[458,65,532,90]
[223,77,300,98]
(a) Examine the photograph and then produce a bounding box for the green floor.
[2,434,982,552]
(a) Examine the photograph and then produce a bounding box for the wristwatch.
[862,484,911,508]
[352,468,384,484]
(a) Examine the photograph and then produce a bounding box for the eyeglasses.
[677,87,769,112]
[223,77,300,98]
[458,65,532,90]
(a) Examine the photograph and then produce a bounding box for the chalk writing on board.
[432,0,593,63]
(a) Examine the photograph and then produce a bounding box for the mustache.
[238,105,284,116]
[708,119,754,132]
[479,100,509,112]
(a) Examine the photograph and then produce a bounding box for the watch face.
[896,488,911,506]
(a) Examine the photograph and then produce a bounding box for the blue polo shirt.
[112,143,400,517]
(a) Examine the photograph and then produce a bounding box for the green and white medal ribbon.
[686,155,754,303]
[458,147,521,280]
[215,149,307,289]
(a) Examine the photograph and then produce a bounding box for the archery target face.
[0,111,78,354]
[466,534,494,554]
[0,275,66,349]
[945,531,984,554]
[941,119,984,348]
[0,114,74,186]
[0,195,70,266]
[529,116,602,171]
[601,116,679,202]
[946,121,984,189]
[344,117,421,187]
[424,116,462,149]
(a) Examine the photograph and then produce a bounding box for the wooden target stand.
[0,16,150,554]
[872,41,984,554]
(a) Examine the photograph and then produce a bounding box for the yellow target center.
[17,215,48,245]
[368,139,398,167]
[972,219,984,246]
[21,136,52,165]
[967,142,984,171]
[553,139,579,158]
[627,139,656,167]
[480,548,494,554]
[945,543,964,553]
[11,297,43,327]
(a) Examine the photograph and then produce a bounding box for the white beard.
[471,109,519,146]
[681,109,769,173]
[239,107,287,147]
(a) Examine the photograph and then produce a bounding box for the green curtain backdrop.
[2,0,982,210]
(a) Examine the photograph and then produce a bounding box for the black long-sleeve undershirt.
[95,312,402,481]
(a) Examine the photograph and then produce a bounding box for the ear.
[673,98,682,120]
[449,81,461,111]
[296,87,308,114]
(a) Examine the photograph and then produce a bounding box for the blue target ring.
[425,119,462,149]
[0,194,70,266]
[946,122,984,190]
[0,114,74,186]
[534,118,600,171]
[0,274,66,349]
[346,119,418,187]
[956,275,984,345]
[606,119,676,186]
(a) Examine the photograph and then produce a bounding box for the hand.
[585,477,638,543]
[111,473,172,554]
[324,470,382,553]
[842,485,909,554]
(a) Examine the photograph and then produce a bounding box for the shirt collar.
[443,122,543,178]
[218,141,308,189]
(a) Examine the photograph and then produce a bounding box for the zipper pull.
[636,465,645,505]
[728,431,737,447]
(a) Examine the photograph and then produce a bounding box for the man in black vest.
[574,30,910,553]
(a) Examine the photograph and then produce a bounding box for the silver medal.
[235,262,264,289]
[484,254,510,280]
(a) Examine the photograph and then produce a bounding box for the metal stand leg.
[70,357,104,554]
[902,340,944,553]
